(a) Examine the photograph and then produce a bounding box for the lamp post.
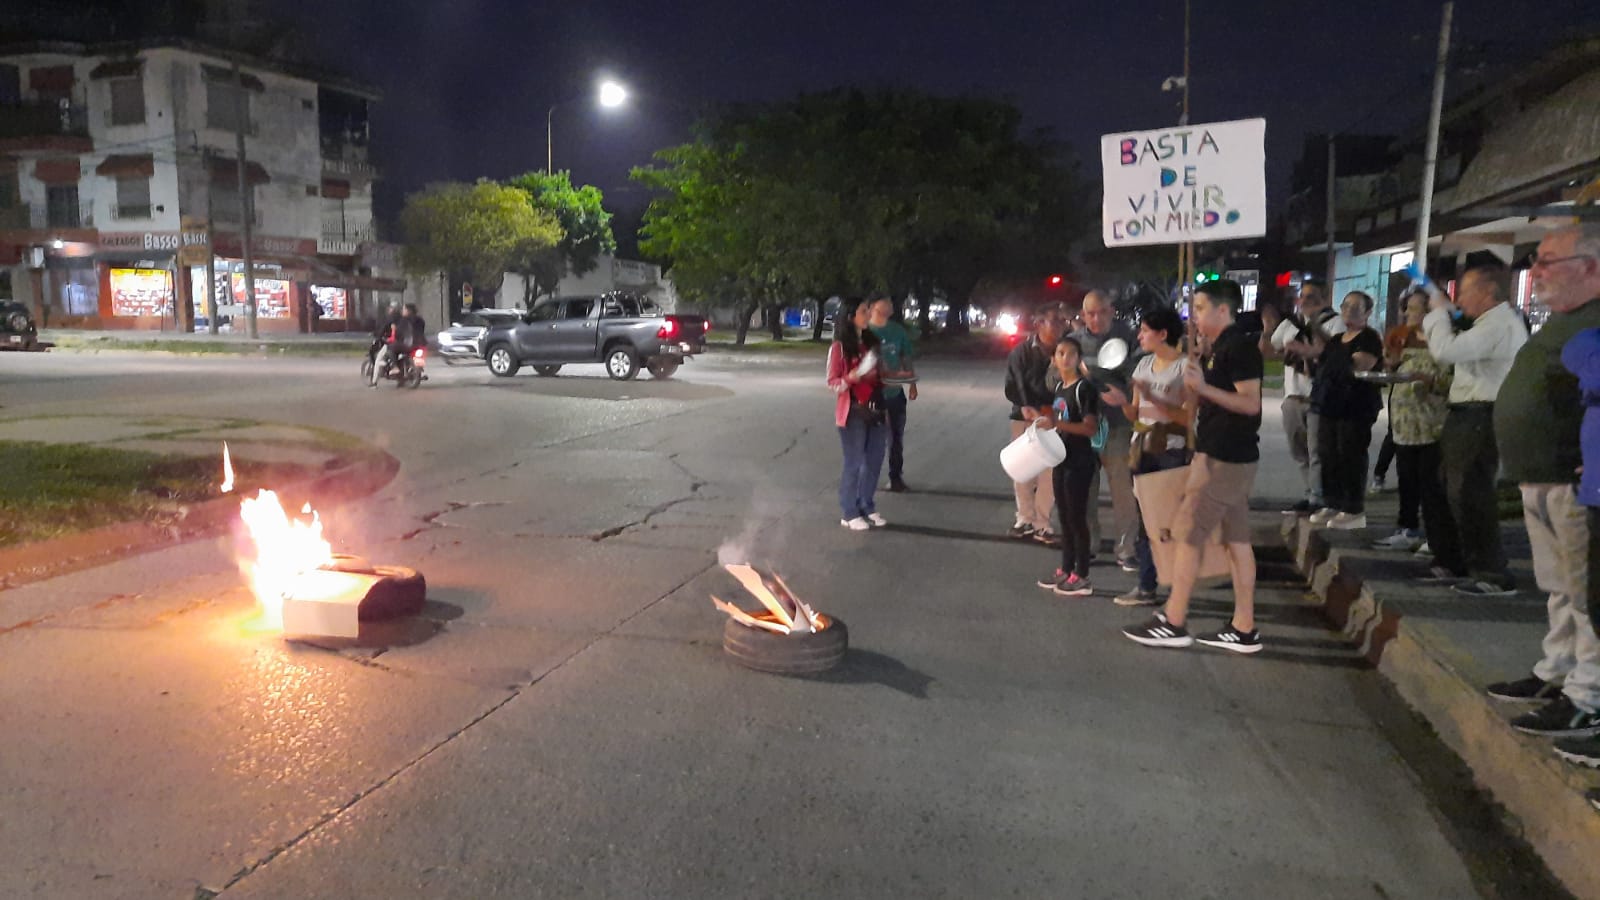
[546,79,628,174]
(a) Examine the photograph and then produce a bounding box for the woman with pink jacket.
[827,298,889,531]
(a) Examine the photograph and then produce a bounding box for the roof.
[0,37,381,100]
[1445,67,1600,213]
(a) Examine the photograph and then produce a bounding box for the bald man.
[1488,222,1600,747]
[1073,291,1140,567]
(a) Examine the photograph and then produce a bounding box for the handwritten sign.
[1100,118,1266,247]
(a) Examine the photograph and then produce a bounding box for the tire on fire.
[722,613,848,674]
[324,554,427,620]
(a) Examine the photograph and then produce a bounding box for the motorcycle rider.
[370,301,405,387]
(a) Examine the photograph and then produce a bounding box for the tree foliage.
[504,170,618,307]
[399,180,562,293]
[632,89,1092,342]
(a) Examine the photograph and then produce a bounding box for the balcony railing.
[321,138,376,178]
[321,222,374,241]
[0,203,95,230]
[0,100,90,139]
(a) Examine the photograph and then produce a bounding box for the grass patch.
[704,334,830,355]
[0,441,319,547]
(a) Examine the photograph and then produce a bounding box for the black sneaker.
[1122,612,1192,648]
[1037,568,1068,590]
[1116,557,1138,573]
[1053,573,1094,597]
[1510,696,1600,738]
[1007,523,1035,540]
[886,479,909,493]
[1452,579,1517,598]
[1485,674,1561,703]
[1114,587,1160,607]
[1196,624,1263,655]
[1554,734,1600,768]
[1033,528,1062,549]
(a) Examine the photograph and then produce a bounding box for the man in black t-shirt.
[1124,279,1265,654]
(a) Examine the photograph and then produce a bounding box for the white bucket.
[1000,420,1066,482]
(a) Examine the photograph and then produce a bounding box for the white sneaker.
[866,512,887,527]
[1329,512,1367,530]
[1413,541,1432,559]
[1308,507,1338,526]
[840,517,870,531]
[1371,529,1422,551]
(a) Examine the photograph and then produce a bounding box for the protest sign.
[1101,118,1266,247]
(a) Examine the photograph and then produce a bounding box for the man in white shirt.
[1261,282,1343,514]
[1421,264,1528,593]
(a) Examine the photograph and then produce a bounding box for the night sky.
[271,0,1600,242]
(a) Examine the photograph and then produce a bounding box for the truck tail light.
[657,318,679,340]
[703,321,711,333]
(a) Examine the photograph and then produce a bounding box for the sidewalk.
[1282,489,1600,898]
[40,327,371,355]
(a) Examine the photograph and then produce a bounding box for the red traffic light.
[1047,274,1063,287]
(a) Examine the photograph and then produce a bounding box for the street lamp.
[547,79,629,174]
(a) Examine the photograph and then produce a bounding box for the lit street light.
[547,79,629,174]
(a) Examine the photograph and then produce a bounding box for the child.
[1036,337,1102,596]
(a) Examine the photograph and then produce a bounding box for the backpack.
[1075,380,1110,453]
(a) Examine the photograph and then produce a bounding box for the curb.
[1284,519,1600,899]
[0,450,400,591]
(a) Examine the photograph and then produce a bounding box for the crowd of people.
[825,223,1600,810]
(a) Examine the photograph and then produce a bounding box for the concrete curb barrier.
[0,450,399,591]
[1284,519,1600,899]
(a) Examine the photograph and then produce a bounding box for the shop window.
[46,184,80,228]
[115,176,151,219]
[206,80,250,133]
[109,267,174,317]
[109,76,145,125]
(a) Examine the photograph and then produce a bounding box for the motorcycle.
[361,343,427,389]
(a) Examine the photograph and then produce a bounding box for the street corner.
[0,414,399,590]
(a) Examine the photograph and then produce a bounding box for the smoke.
[716,487,793,567]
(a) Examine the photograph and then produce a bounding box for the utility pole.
[232,57,258,338]
[1177,0,1193,299]
[1324,136,1338,289]
[1415,1,1454,274]
[204,156,219,335]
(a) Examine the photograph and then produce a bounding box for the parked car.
[436,309,523,364]
[483,291,707,380]
[1,300,41,351]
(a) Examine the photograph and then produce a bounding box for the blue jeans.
[1133,447,1190,592]
[838,409,889,519]
[884,390,908,483]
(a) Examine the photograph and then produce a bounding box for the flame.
[220,441,235,493]
[237,489,333,631]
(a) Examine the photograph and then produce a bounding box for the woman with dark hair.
[827,298,889,531]
[1100,305,1191,606]
[1036,336,1101,595]
[1308,291,1384,529]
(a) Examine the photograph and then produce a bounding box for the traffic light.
[1194,270,1217,285]
[1046,274,1064,287]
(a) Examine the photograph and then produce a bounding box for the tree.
[631,89,1092,344]
[504,171,618,307]
[399,181,562,302]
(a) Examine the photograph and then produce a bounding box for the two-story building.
[0,38,406,333]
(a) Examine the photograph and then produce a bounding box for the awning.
[33,158,81,185]
[207,157,270,185]
[321,178,351,199]
[28,66,73,93]
[201,64,266,92]
[96,154,155,178]
[89,59,144,80]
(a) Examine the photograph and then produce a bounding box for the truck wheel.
[486,345,520,377]
[605,344,640,381]
[646,358,680,379]
[533,364,562,377]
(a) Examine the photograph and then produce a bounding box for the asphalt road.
[0,348,1528,898]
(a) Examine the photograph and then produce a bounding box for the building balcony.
[0,202,96,231]
[318,224,374,256]
[0,101,92,151]
[112,204,154,221]
[321,139,377,179]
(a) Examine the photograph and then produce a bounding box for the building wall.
[496,255,677,311]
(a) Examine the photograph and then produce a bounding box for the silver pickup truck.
[482,292,708,380]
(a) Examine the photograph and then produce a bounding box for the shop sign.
[178,218,211,266]
[100,230,213,256]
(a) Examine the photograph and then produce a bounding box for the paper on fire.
[712,564,821,634]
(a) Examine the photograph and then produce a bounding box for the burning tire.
[722,613,847,674]
[323,554,427,620]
